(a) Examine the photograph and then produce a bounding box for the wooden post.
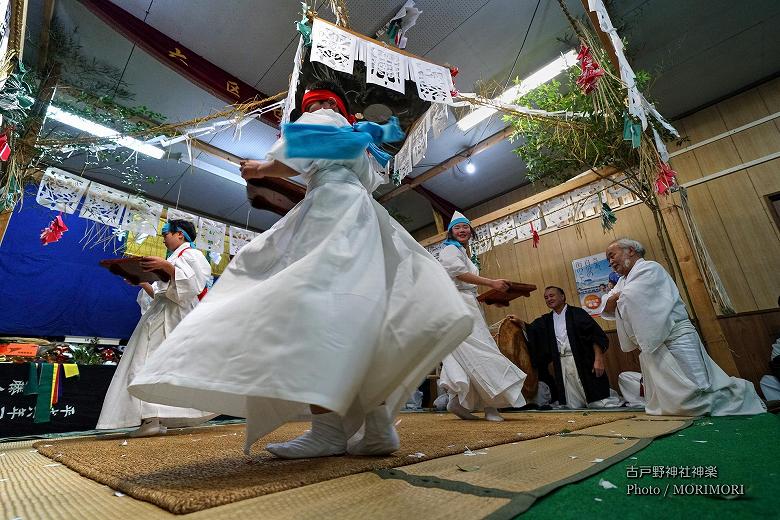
[432,210,445,234]
[9,0,29,61]
[657,195,740,375]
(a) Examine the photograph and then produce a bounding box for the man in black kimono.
[526,286,622,408]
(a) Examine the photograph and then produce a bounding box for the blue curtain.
[0,187,140,339]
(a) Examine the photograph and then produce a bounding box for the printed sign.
[572,253,613,316]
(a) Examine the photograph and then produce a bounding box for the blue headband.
[448,217,470,231]
[162,221,195,245]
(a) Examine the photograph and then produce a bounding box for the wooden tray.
[477,282,536,306]
[99,257,169,284]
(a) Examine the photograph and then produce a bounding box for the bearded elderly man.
[601,238,765,416]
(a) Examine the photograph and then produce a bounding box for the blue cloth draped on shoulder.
[443,239,463,249]
[282,116,405,167]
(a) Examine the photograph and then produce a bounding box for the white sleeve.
[597,285,620,321]
[617,262,677,353]
[136,288,153,315]
[438,245,470,278]
[162,251,211,306]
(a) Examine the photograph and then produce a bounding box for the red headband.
[301,89,356,124]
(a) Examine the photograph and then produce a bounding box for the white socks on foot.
[266,412,346,459]
[484,407,504,422]
[447,397,480,420]
[347,406,400,456]
[128,418,167,437]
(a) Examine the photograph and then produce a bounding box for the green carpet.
[523,414,780,519]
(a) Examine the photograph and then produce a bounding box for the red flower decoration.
[40,214,69,245]
[448,65,460,97]
[530,222,540,248]
[656,161,677,195]
[0,134,11,161]
[576,43,604,94]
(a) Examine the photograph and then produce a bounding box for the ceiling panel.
[25,0,780,236]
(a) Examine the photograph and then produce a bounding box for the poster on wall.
[572,252,613,316]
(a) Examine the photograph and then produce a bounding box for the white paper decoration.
[425,240,445,260]
[472,223,491,243]
[410,59,454,104]
[310,19,357,74]
[542,196,574,229]
[166,208,199,227]
[364,40,407,94]
[393,142,413,182]
[489,215,517,246]
[282,38,306,125]
[120,196,163,236]
[514,206,543,241]
[428,102,450,137]
[570,184,601,221]
[606,174,637,205]
[470,238,492,255]
[197,216,227,254]
[229,226,259,255]
[470,223,492,254]
[79,183,128,227]
[35,168,90,214]
[409,120,428,166]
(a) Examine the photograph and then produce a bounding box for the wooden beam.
[9,0,29,61]
[432,210,445,234]
[580,0,620,73]
[378,126,514,203]
[412,184,462,221]
[36,0,57,72]
[419,167,616,247]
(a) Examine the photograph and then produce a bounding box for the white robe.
[137,286,153,315]
[97,243,214,429]
[759,339,780,400]
[128,110,473,452]
[618,371,646,407]
[602,258,765,416]
[437,244,526,410]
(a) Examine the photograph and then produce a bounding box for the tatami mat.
[1,413,688,519]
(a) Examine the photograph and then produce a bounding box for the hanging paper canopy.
[284,18,455,162]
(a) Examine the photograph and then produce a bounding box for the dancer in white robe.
[437,212,527,421]
[98,220,214,436]
[602,238,765,416]
[129,81,473,457]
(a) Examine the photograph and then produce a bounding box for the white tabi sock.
[484,407,504,422]
[266,412,347,459]
[128,417,167,438]
[447,397,480,420]
[347,405,401,456]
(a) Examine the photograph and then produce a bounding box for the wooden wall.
[668,76,780,312]
[719,309,780,398]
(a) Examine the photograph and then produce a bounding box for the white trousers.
[618,371,646,407]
